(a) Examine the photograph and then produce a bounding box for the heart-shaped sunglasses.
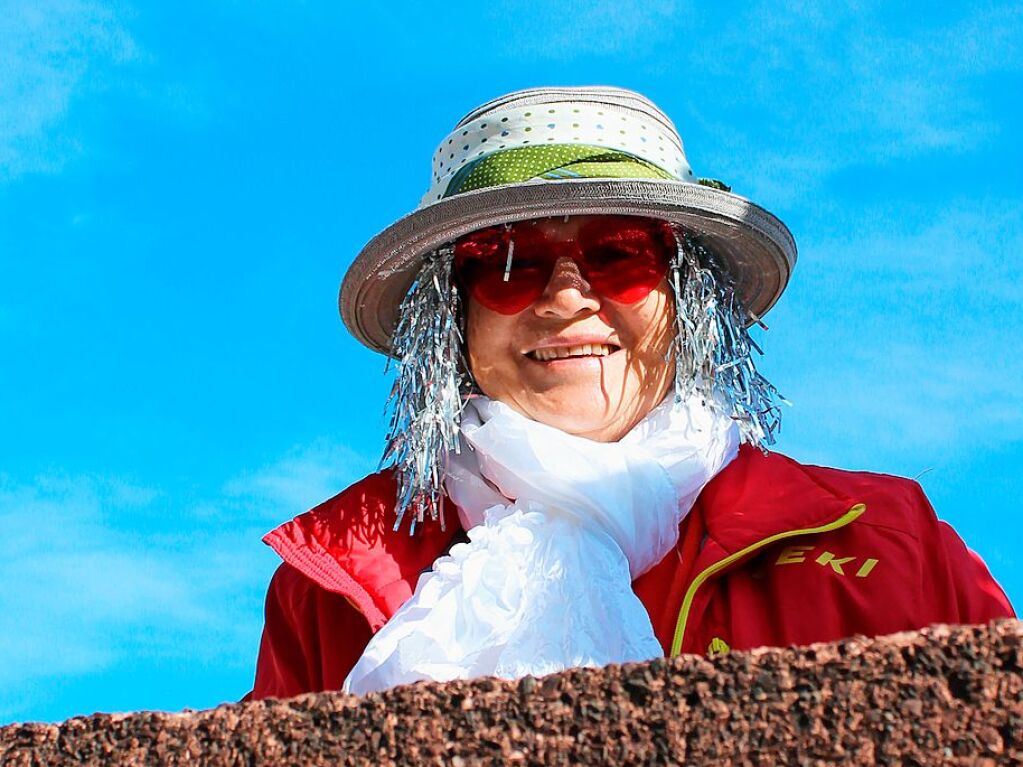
[452,216,677,315]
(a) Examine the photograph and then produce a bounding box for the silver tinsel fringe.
[667,224,786,447]
[381,244,470,533]
[382,224,787,532]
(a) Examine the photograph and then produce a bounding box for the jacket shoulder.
[790,458,937,539]
[699,446,932,548]
[791,458,1014,622]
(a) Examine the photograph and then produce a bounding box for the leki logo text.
[774,545,879,578]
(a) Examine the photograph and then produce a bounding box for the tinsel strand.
[667,224,786,448]
[381,245,469,534]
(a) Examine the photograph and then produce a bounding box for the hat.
[340,86,797,355]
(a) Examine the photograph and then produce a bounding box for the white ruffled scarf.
[343,394,739,695]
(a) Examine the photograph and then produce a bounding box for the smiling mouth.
[527,343,620,361]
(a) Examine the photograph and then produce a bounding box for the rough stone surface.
[3,620,1021,766]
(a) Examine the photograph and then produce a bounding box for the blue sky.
[1,0,1020,724]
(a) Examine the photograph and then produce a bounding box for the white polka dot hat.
[340,86,797,355]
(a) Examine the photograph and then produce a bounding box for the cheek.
[465,301,518,390]
[630,303,675,405]
[465,303,488,375]
[617,286,675,363]
[648,299,676,360]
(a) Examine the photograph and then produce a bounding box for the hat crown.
[422,86,696,207]
[454,86,678,134]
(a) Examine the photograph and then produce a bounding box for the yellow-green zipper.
[669,503,867,657]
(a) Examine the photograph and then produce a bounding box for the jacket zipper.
[669,503,867,657]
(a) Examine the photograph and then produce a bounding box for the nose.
[532,256,601,318]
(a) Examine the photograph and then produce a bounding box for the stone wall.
[3,620,1020,766]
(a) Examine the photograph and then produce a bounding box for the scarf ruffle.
[343,395,738,694]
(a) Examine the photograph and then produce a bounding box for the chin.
[524,401,629,442]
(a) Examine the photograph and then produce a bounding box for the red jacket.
[250,447,1013,700]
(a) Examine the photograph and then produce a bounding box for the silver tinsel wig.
[381,223,786,532]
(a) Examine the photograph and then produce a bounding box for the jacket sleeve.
[910,481,1015,625]
[249,563,374,700]
[935,519,1015,623]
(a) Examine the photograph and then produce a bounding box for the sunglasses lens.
[453,218,673,314]
[454,230,550,314]
[462,263,550,314]
[580,222,672,303]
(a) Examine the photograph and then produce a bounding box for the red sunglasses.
[452,216,675,315]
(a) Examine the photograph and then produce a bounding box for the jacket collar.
[262,471,461,631]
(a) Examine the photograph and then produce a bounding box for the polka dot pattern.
[421,100,694,206]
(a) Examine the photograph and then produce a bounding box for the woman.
[250,86,1013,699]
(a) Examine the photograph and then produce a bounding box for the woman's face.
[463,215,676,442]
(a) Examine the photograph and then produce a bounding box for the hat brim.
[340,178,796,356]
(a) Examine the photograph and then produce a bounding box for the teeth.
[531,344,615,361]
